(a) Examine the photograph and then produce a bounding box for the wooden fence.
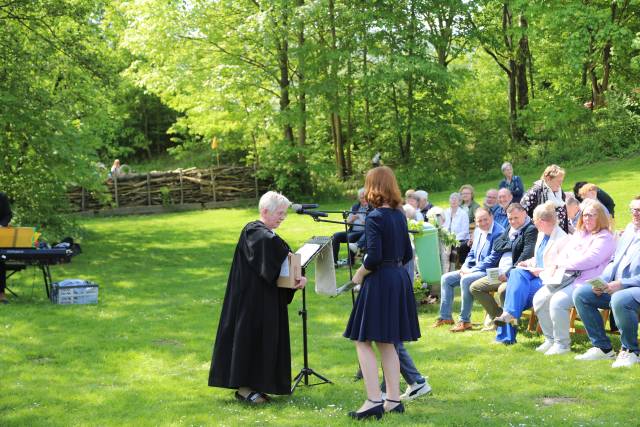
[68,166,268,213]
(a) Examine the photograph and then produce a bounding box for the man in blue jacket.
[434,207,505,332]
[573,196,640,367]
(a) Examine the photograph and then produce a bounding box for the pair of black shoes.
[348,399,404,421]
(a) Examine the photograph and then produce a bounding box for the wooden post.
[146,173,151,206]
[210,167,217,203]
[114,176,119,208]
[81,188,86,211]
[179,169,184,205]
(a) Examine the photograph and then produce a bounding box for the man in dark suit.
[469,203,537,327]
[1,191,13,303]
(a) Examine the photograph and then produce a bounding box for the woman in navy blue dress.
[344,166,421,420]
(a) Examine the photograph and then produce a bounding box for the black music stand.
[291,236,333,393]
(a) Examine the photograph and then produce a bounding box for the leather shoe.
[432,318,454,328]
[348,400,384,420]
[449,321,472,332]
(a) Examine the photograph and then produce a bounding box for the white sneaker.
[575,347,615,361]
[544,343,570,356]
[535,340,554,353]
[400,380,432,401]
[612,350,640,368]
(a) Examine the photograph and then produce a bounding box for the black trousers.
[331,230,364,263]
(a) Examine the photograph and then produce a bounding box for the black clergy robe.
[208,220,296,395]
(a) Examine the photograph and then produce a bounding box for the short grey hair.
[532,201,557,224]
[357,187,365,198]
[501,162,512,172]
[259,191,290,213]
[565,194,580,206]
[449,192,461,203]
[415,190,428,200]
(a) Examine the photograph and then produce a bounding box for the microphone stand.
[299,211,365,379]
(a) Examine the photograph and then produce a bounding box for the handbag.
[546,270,580,292]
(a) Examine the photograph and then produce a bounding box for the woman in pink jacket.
[532,199,616,355]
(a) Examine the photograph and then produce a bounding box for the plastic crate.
[50,279,99,305]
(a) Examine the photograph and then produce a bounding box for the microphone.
[291,203,320,213]
[302,210,328,218]
[333,280,357,297]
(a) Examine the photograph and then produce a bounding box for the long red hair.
[364,166,403,209]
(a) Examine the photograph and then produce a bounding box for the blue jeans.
[439,270,486,322]
[503,269,543,318]
[380,342,424,392]
[573,286,640,353]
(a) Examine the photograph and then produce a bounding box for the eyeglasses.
[631,208,640,215]
[582,213,596,219]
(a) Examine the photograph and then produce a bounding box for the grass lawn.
[2,157,640,426]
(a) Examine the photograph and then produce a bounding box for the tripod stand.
[290,235,336,393]
[291,263,332,392]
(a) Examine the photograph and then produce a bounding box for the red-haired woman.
[343,166,421,420]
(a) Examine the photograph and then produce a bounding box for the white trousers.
[532,283,577,347]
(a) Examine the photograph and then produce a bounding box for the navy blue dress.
[344,208,421,343]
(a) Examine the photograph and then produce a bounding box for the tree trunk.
[328,0,345,179]
[391,84,405,159]
[362,44,373,147]
[516,15,530,110]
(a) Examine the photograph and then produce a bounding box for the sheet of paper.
[586,277,608,290]
[279,257,289,277]
[295,243,321,266]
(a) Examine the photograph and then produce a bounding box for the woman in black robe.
[208,191,306,404]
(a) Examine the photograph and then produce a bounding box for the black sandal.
[348,399,384,420]
[234,391,270,404]
[385,398,405,414]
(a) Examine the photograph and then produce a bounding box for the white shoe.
[400,380,432,401]
[575,347,615,361]
[544,343,570,356]
[612,350,640,368]
[348,243,359,253]
[336,259,349,267]
[535,340,554,353]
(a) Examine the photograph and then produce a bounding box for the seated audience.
[415,190,433,218]
[492,202,569,341]
[434,207,505,332]
[521,164,569,233]
[405,192,424,221]
[573,196,640,367]
[573,181,616,218]
[578,183,611,217]
[443,192,471,268]
[532,199,615,355]
[492,188,513,229]
[484,189,499,211]
[459,184,481,225]
[469,203,537,328]
[565,194,581,234]
[498,162,525,203]
[332,188,368,266]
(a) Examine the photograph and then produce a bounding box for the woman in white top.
[443,192,470,268]
[444,192,470,242]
